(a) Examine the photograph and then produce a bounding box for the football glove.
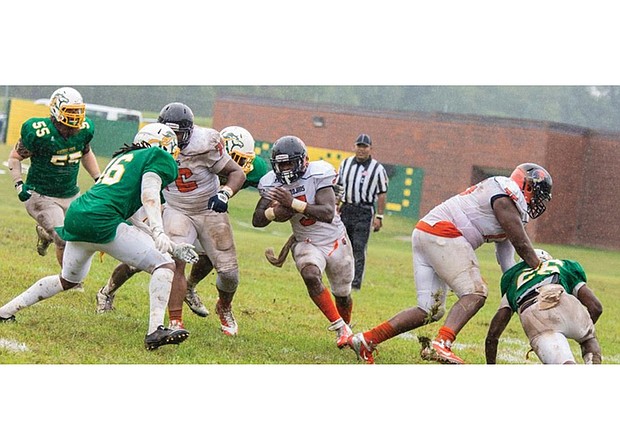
[207,190,230,213]
[15,181,34,202]
[170,242,199,264]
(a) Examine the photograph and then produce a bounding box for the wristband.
[219,185,234,199]
[291,198,307,214]
[264,207,276,221]
[375,214,384,220]
[14,180,23,188]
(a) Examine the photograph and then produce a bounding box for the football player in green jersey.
[485,249,603,364]
[0,123,199,351]
[7,87,102,269]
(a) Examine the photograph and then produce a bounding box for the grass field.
[2,140,619,424]
[1,139,620,366]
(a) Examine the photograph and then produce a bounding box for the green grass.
[1,140,619,366]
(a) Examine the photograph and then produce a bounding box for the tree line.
[5,85,620,133]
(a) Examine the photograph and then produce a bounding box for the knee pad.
[216,269,239,293]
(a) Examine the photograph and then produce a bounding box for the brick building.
[213,95,620,251]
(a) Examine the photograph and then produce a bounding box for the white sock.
[148,268,173,334]
[0,275,64,318]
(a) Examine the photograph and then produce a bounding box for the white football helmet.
[49,87,86,129]
[534,249,553,261]
[220,126,256,174]
[133,123,180,159]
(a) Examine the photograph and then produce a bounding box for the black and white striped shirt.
[337,156,389,205]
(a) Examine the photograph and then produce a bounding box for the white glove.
[151,227,172,253]
[170,242,200,264]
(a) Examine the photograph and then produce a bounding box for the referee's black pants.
[340,203,373,290]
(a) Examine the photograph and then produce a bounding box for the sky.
[2,2,619,423]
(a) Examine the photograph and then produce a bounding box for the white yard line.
[0,338,28,353]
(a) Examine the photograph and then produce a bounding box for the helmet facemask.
[230,150,256,174]
[528,178,552,219]
[272,156,306,184]
[165,122,193,149]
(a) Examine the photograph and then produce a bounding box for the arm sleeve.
[141,172,164,231]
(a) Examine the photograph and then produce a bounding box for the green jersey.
[20,116,95,198]
[500,259,587,311]
[57,147,178,244]
[244,155,269,189]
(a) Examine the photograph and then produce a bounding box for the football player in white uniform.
[252,135,354,349]
[96,103,246,336]
[345,163,553,364]
[182,126,270,318]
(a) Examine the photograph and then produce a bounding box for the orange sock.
[437,326,457,344]
[310,288,341,323]
[363,321,398,345]
[168,308,183,322]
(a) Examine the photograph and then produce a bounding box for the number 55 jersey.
[19,116,95,198]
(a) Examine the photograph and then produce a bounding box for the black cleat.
[0,315,16,323]
[144,325,189,350]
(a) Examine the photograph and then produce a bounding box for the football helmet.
[133,123,180,159]
[510,163,553,219]
[49,87,86,129]
[157,102,194,149]
[534,248,553,261]
[270,136,309,185]
[221,126,256,174]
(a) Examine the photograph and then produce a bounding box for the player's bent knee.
[216,269,239,293]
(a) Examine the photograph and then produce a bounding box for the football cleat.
[96,288,115,313]
[328,318,353,349]
[36,225,52,256]
[420,339,465,365]
[347,333,376,364]
[215,299,238,336]
[144,325,189,350]
[0,315,16,323]
[184,288,209,317]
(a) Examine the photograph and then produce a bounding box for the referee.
[336,133,389,291]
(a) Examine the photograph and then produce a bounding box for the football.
[271,201,295,222]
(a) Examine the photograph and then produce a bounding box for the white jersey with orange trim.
[420,176,529,249]
[258,160,344,245]
[163,126,232,214]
